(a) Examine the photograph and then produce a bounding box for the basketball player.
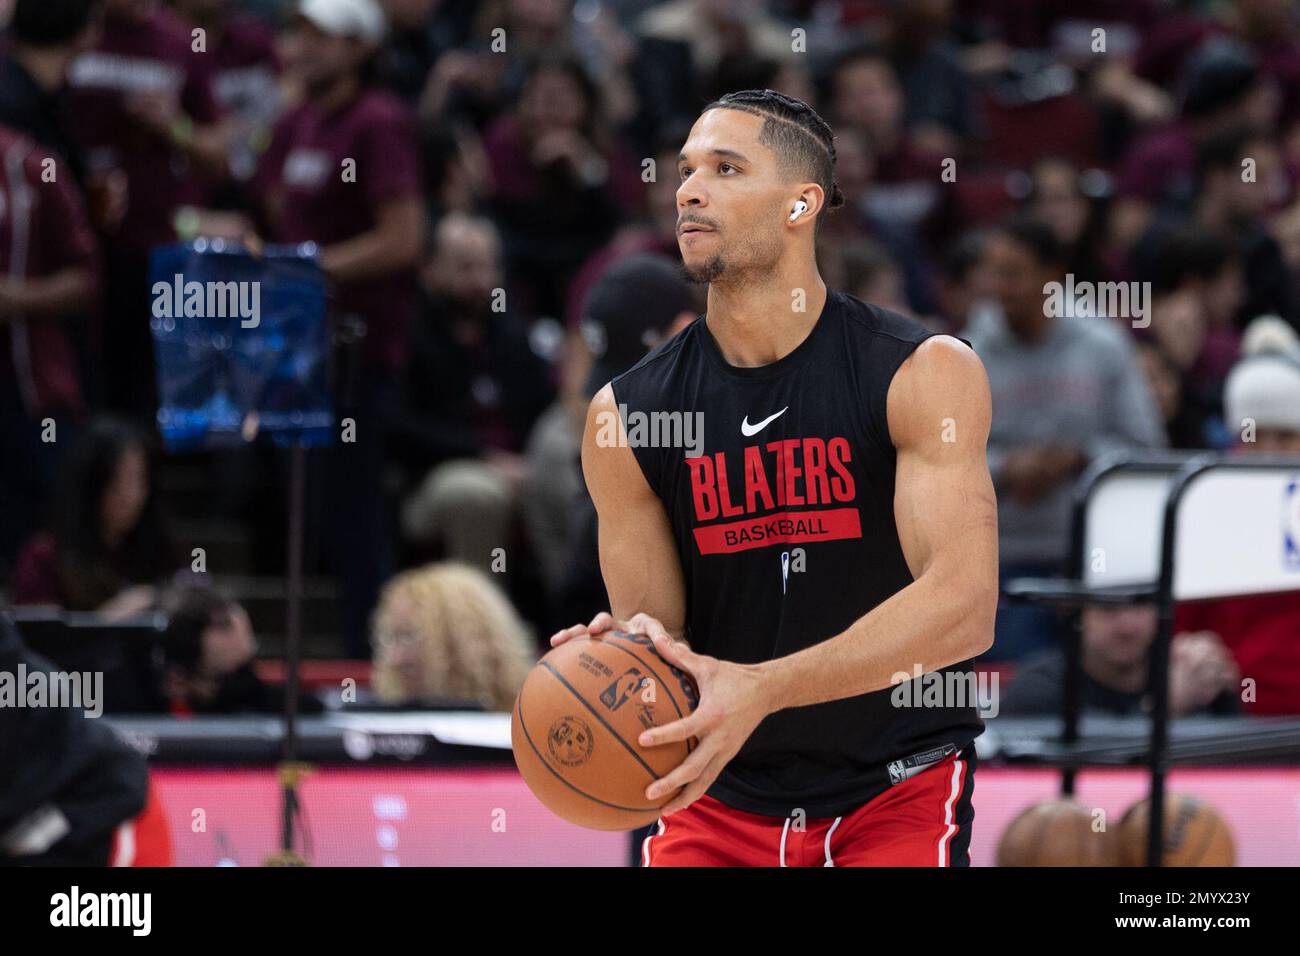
[551,90,999,867]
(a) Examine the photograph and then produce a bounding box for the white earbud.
[788,200,808,222]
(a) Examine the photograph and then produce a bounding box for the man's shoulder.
[837,292,936,345]
[0,121,35,160]
[1059,312,1137,359]
[351,88,416,128]
[141,7,205,56]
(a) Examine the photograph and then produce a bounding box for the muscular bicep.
[887,338,999,598]
[582,385,688,641]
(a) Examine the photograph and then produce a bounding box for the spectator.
[392,213,554,577]
[481,51,641,317]
[561,121,689,333]
[419,120,491,220]
[1023,157,1112,285]
[0,0,101,187]
[1133,336,1203,451]
[819,125,937,316]
[877,0,976,155]
[172,0,283,184]
[841,239,913,319]
[1133,0,1300,131]
[1001,605,1241,717]
[252,0,424,657]
[828,43,945,239]
[0,120,99,582]
[635,0,798,91]
[1139,228,1246,446]
[375,0,475,106]
[64,0,229,418]
[1188,126,1297,329]
[1112,37,1277,253]
[1174,316,1300,715]
[935,229,997,335]
[967,215,1166,658]
[160,585,325,715]
[12,415,178,615]
[369,562,534,709]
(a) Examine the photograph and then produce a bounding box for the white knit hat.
[1224,316,1300,433]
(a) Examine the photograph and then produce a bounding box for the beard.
[680,225,783,286]
[683,253,727,284]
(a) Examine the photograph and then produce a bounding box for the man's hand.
[638,632,773,816]
[549,610,677,648]
[0,279,20,321]
[1169,630,1239,716]
[1001,443,1086,503]
[549,611,770,816]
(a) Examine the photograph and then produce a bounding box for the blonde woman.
[370,563,536,711]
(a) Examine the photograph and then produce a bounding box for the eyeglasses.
[373,629,421,651]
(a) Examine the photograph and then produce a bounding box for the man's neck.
[311,73,362,114]
[1197,194,1240,234]
[13,45,73,94]
[704,264,828,367]
[1009,313,1053,345]
[1083,645,1148,694]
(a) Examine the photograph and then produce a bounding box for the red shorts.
[641,749,974,867]
[110,774,173,867]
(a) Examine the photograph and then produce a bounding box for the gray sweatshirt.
[965,305,1167,565]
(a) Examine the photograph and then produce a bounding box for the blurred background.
[2,0,1299,866]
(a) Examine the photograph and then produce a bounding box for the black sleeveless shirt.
[609,289,985,818]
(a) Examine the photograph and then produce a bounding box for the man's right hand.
[549,611,677,648]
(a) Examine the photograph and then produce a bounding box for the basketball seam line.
[516,697,660,815]
[1186,799,1219,865]
[601,636,697,755]
[540,660,663,782]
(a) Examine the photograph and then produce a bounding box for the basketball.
[997,799,1115,866]
[511,631,700,830]
[1117,794,1236,866]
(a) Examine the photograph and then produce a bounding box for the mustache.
[678,217,719,231]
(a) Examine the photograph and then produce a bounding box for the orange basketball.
[997,798,1116,866]
[1117,793,1236,866]
[511,631,700,830]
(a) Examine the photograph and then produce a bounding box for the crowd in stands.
[2,0,1300,720]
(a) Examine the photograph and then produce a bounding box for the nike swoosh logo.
[741,407,788,437]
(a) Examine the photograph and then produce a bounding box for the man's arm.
[758,335,999,707]
[319,197,425,283]
[577,383,688,642]
[639,336,999,813]
[0,268,96,325]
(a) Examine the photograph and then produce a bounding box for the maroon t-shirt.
[210,15,280,76]
[64,4,221,254]
[0,124,97,417]
[865,137,945,233]
[1136,17,1300,129]
[256,88,421,373]
[208,16,281,181]
[1115,121,1194,204]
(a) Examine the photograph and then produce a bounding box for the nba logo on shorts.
[780,551,790,594]
[1285,477,1300,570]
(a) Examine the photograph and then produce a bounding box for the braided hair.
[700,89,846,230]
